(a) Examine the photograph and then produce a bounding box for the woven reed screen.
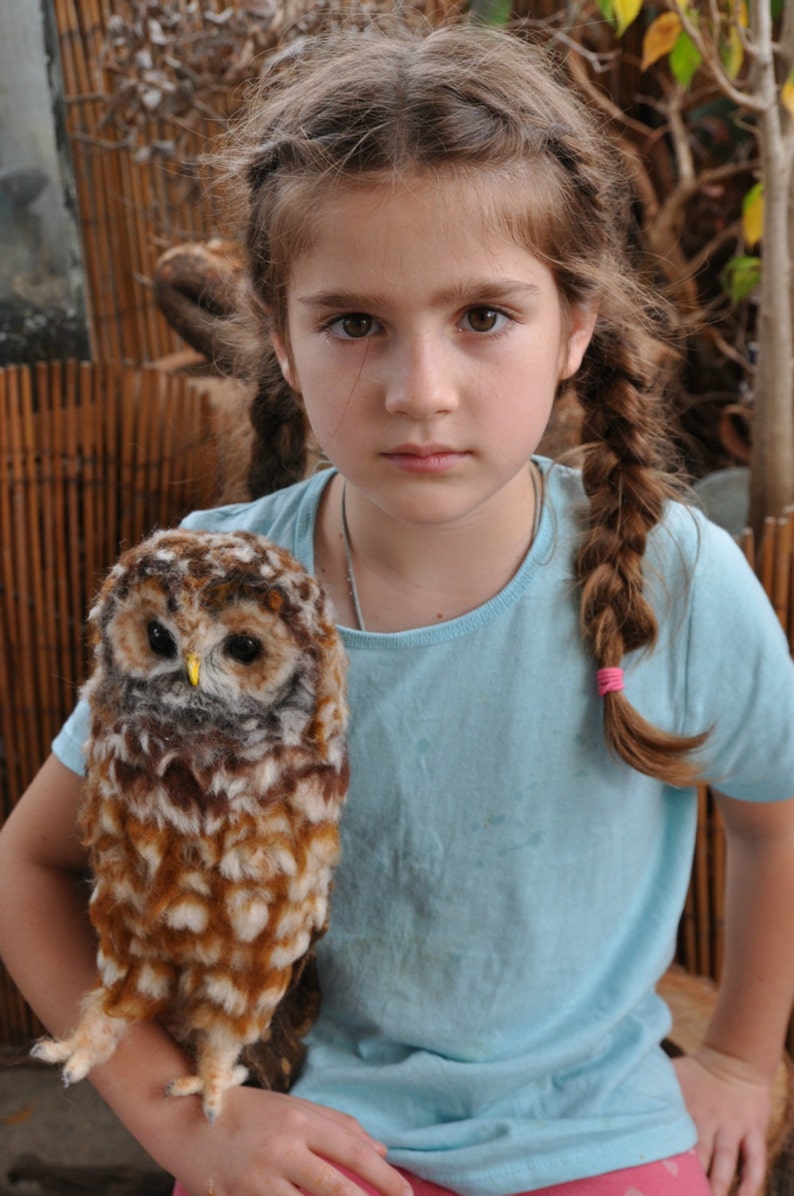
[54,0,237,363]
[0,361,219,1042]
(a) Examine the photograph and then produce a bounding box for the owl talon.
[164,1075,204,1100]
[31,1038,71,1065]
[165,1062,250,1123]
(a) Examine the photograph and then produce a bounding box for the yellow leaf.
[731,0,748,27]
[782,69,794,121]
[614,0,642,37]
[642,13,683,70]
[742,183,764,249]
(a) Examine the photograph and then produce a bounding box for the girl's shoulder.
[179,469,332,567]
[538,456,719,569]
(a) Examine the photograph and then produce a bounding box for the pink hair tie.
[597,667,624,697]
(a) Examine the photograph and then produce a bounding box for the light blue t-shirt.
[53,459,794,1194]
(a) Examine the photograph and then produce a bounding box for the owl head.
[84,529,347,757]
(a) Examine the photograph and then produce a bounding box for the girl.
[1,22,794,1196]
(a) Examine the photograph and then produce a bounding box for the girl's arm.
[0,755,410,1196]
[673,790,794,1196]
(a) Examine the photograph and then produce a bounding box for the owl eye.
[224,634,262,665]
[147,620,177,659]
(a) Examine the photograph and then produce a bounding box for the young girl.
[1,22,794,1196]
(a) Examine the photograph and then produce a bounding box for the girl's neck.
[314,466,542,633]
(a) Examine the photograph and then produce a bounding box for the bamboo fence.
[53,0,237,363]
[0,361,220,1042]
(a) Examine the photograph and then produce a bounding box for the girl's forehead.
[290,169,556,275]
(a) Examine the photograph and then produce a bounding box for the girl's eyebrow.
[297,278,543,312]
[434,278,543,307]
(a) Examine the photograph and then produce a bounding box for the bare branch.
[669,0,768,113]
[686,219,742,280]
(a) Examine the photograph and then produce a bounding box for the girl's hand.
[673,1047,772,1196]
[162,1086,412,1196]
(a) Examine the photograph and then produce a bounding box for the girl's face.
[271,175,594,532]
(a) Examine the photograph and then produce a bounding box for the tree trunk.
[749,0,794,533]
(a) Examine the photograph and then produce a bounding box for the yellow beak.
[185,653,201,687]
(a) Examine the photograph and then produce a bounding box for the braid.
[247,347,308,498]
[575,328,710,787]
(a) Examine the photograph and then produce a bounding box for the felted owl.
[32,528,348,1122]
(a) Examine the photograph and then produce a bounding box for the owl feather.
[32,529,348,1122]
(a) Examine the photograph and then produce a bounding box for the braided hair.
[231,22,707,785]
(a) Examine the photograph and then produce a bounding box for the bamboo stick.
[771,515,792,633]
[102,361,119,568]
[37,363,68,723]
[157,374,178,530]
[739,525,755,571]
[0,370,25,813]
[80,363,99,640]
[19,367,50,775]
[757,515,777,598]
[693,785,712,977]
[678,887,698,974]
[7,369,42,806]
[64,361,84,691]
[45,358,69,701]
[708,793,725,982]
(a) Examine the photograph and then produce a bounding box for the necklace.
[340,482,367,632]
[340,464,543,632]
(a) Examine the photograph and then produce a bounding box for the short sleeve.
[682,518,794,800]
[51,696,90,778]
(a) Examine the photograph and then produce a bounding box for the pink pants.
[331,1150,710,1195]
[174,1148,710,1195]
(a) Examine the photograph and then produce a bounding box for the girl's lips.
[382,447,468,474]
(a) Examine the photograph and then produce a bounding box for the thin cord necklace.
[340,465,543,632]
[340,482,367,632]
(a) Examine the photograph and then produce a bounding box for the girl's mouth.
[383,446,468,474]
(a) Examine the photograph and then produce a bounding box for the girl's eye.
[464,307,507,334]
[328,314,377,339]
[147,620,177,659]
[224,634,263,665]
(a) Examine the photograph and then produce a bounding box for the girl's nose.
[383,336,458,419]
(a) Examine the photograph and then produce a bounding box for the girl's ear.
[269,327,300,393]
[560,306,598,381]
[252,291,301,392]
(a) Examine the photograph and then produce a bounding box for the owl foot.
[165,1063,249,1123]
[30,1042,98,1087]
[31,993,132,1085]
[30,1037,82,1078]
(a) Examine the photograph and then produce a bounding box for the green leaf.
[597,0,615,22]
[720,255,761,304]
[669,31,702,87]
[469,0,511,24]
